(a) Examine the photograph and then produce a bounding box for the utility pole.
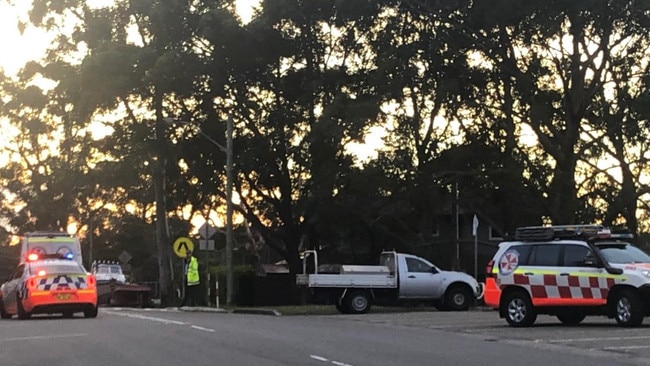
[154,106,172,301]
[225,115,234,305]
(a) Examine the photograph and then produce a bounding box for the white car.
[91,262,126,284]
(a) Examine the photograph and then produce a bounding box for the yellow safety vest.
[187,256,200,286]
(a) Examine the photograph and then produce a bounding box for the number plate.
[56,293,72,301]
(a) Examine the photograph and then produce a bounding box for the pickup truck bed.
[296,273,397,288]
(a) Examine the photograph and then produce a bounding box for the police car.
[484,225,650,327]
[0,253,98,319]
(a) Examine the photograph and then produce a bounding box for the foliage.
[0,0,649,286]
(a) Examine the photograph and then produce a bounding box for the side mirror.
[583,254,601,267]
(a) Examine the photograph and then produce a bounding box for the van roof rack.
[515,225,609,242]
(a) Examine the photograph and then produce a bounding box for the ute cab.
[0,253,98,319]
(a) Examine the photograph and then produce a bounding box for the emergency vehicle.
[0,253,98,319]
[20,232,83,265]
[485,225,650,327]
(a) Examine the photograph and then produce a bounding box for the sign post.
[198,222,217,306]
[472,215,479,279]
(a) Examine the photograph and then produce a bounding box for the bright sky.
[0,0,385,169]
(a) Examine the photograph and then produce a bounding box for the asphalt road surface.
[1,307,649,366]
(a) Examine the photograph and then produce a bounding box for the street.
[0,307,649,366]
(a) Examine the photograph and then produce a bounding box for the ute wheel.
[344,290,371,314]
[503,291,536,327]
[614,290,643,327]
[16,294,31,320]
[84,306,98,318]
[444,286,471,311]
[556,310,586,325]
[0,299,10,319]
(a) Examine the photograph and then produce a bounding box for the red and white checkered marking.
[506,274,616,299]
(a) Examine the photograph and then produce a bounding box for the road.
[1,307,649,366]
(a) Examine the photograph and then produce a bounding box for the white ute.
[296,250,484,314]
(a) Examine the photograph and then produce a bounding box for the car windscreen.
[28,261,86,275]
[597,243,650,264]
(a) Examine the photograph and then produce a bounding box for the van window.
[563,245,591,266]
[528,244,561,266]
[506,244,534,266]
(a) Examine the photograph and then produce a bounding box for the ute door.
[399,255,442,299]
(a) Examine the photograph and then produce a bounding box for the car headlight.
[642,270,650,277]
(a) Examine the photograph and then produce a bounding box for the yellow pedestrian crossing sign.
[173,237,194,258]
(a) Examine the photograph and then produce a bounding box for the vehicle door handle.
[524,272,534,276]
[408,275,416,278]
[560,273,570,276]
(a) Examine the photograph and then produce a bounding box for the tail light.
[485,259,495,278]
[87,274,96,287]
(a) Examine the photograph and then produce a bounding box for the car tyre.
[614,290,643,327]
[84,306,98,318]
[344,290,371,314]
[444,286,471,311]
[16,293,31,320]
[556,310,586,325]
[503,291,536,327]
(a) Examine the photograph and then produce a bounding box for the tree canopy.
[1,0,649,290]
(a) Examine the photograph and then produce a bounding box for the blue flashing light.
[65,253,74,260]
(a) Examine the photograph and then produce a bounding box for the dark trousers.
[183,284,199,306]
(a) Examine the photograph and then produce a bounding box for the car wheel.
[614,290,643,327]
[16,293,31,320]
[556,310,586,325]
[503,291,536,327]
[84,306,98,318]
[444,286,471,311]
[344,290,371,314]
[0,299,10,319]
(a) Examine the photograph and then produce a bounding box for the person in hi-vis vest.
[182,250,200,306]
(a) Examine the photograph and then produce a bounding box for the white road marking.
[604,345,650,350]
[104,310,187,325]
[549,335,650,343]
[310,355,329,362]
[309,355,353,366]
[1,333,88,342]
[190,325,215,332]
[331,361,353,366]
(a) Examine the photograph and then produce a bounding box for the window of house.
[489,226,504,241]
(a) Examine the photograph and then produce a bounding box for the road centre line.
[548,335,650,343]
[604,345,650,350]
[190,325,215,332]
[104,310,188,325]
[1,333,88,342]
[309,355,353,366]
